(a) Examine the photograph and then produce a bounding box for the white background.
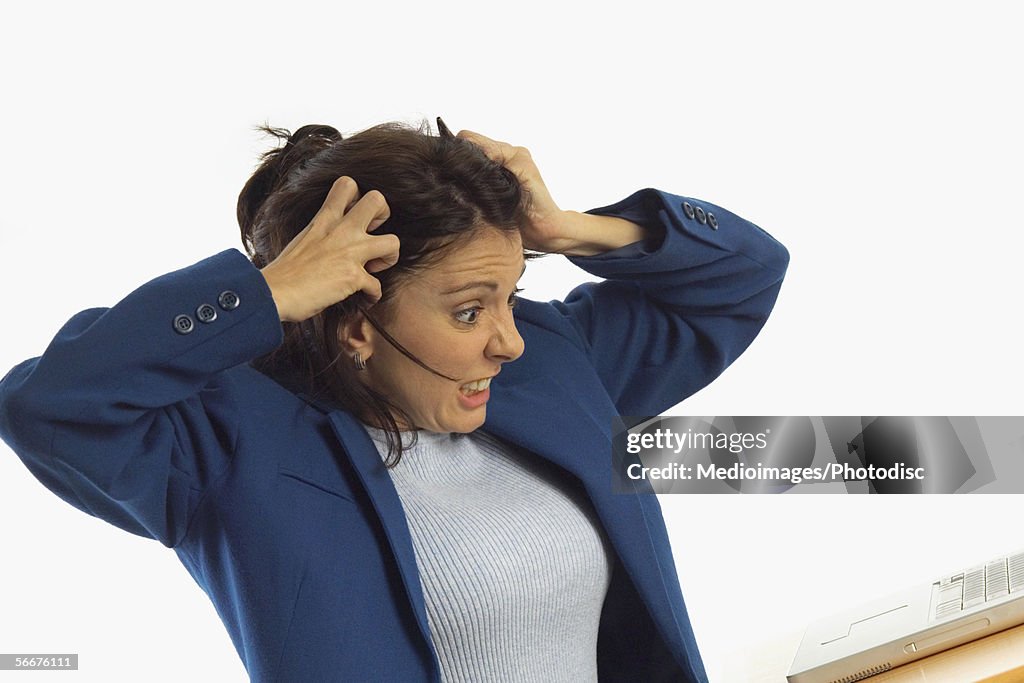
[1,2,1021,681]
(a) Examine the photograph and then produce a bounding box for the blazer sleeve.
[0,248,284,548]
[546,187,790,416]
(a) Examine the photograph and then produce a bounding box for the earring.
[353,352,367,371]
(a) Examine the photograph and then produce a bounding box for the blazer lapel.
[484,377,681,652]
[300,400,440,675]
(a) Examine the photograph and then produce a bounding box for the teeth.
[460,377,492,394]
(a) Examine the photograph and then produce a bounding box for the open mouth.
[459,377,492,396]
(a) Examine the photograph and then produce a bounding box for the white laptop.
[787,548,1024,683]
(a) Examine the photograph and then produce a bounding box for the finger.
[363,233,400,272]
[457,128,505,146]
[367,199,392,231]
[359,272,383,303]
[314,175,362,226]
[365,257,393,274]
[280,217,318,255]
[342,189,391,235]
[457,130,512,164]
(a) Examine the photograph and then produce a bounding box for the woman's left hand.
[455,129,580,254]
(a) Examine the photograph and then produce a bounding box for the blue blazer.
[0,187,788,682]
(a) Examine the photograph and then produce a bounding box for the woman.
[0,117,789,682]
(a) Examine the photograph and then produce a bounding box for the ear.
[337,311,378,361]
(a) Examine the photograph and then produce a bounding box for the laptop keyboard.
[931,551,1024,620]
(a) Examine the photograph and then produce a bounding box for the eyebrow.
[440,262,527,296]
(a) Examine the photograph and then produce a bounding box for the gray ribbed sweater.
[362,426,614,682]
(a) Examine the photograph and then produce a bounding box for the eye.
[453,288,524,326]
[454,307,483,325]
[509,287,523,308]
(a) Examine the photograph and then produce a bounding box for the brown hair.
[237,118,542,467]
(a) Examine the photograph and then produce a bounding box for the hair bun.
[286,124,343,148]
[274,124,342,184]
[237,122,343,263]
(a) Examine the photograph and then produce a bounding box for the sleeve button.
[174,314,195,335]
[218,290,240,310]
[682,201,695,220]
[707,212,718,229]
[694,206,707,225]
[197,303,218,323]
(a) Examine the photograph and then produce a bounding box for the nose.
[486,306,525,363]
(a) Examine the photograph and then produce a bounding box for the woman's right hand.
[258,176,399,323]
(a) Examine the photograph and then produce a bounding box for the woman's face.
[354,227,527,434]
